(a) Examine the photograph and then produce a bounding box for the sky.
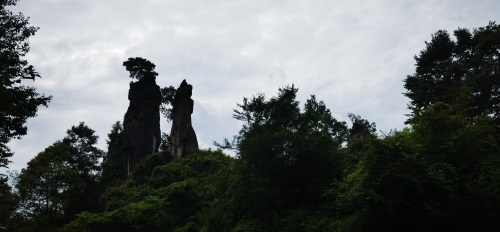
[5,0,500,172]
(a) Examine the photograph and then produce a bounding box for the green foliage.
[64,149,235,232]
[332,131,429,231]
[61,123,104,217]
[101,121,123,186]
[15,142,79,230]
[131,151,172,184]
[62,122,104,179]
[12,123,104,231]
[404,22,500,123]
[105,121,123,152]
[347,113,377,145]
[0,176,17,230]
[408,103,500,230]
[27,78,497,231]
[332,103,500,231]
[234,86,346,198]
[224,86,351,230]
[160,85,176,120]
[122,57,158,80]
[64,196,169,232]
[0,0,52,168]
[159,132,172,151]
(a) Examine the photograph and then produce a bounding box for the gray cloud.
[5,0,500,171]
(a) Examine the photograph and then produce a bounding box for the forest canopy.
[1,2,499,230]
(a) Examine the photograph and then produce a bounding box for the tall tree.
[404,22,500,122]
[0,0,51,169]
[347,113,377,145]
[0,175,17,230]
[62,122,103,179]
[15,123,103,230]
[61,122,103,216]
[16,142,79,230]
[227,86,348,229]
[101,121,123,186]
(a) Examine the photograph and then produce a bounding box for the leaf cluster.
[0,0,51,168]
[404,21,500,123]
[122,57,158,80]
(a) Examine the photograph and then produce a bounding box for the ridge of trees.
[1,2,499,230]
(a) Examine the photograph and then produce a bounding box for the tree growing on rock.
[123,57,158,80]
[121,57,162,177]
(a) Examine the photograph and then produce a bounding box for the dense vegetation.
[0,0,51,169]
[1,0,499,231]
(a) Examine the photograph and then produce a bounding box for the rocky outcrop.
[170,80,198,158]
[122,75,161,177]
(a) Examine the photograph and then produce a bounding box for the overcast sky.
[5,0,500,172]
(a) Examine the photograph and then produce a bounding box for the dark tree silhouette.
[0,0,52,169]
[122,57,158,80]
[404,22,500,123]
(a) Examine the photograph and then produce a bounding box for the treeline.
[1,0,500,230]
[4,81,500,231]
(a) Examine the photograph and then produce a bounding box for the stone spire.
[170,79,198,158]
[121,74,161,177]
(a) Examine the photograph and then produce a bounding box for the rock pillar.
[170,79,198,158]
[122,75,161,177]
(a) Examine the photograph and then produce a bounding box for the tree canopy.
[0,0,51,169]
[404,21,500,123]
[122,57,158,80]
[13,123,104,231]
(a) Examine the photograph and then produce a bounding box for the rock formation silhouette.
[121,74,161,177]
[170,79,198,158]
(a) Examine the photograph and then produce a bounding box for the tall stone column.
[121,75,161,177]
[170,80,198,158]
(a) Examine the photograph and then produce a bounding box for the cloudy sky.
[5,0,499,172]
